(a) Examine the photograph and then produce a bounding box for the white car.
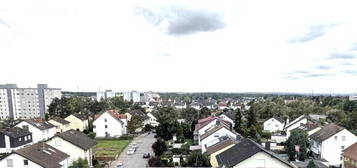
[126,149,135,155]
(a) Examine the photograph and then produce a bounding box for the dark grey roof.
[285,115,307,129]
[0,127,31,138]
[291,121,320,133]
[15,143,69,168]
[206,136,237,155]
[309,123,344,143]
[56,129,96,150]
[23,118,55,130]
[216,138,294,168]
[50,117,70,125]
[71,113,87,121]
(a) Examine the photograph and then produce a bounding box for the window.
[104,118,107,122]
[341,146,345,150]
[24,159,29,165]
[19,137,22,141]
[105,125,108,128]
[24,136,27,141]
[342,136,346,141]
[22,125,29,131]
[214,133,219,138]
[7,159,13,167]
[334,136,338,141]
[255,159,265,168]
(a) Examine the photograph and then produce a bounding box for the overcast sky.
[1,0,357,93]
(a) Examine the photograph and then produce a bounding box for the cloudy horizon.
[1,0,357,93]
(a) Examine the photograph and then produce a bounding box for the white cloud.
[1,0,357,93]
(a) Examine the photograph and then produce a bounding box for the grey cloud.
[316,65,332,70]
[343,70,357,75]
[284,71,334,80]
[290,24,334,43]
[304,73,332,78]
[327,53,357,60]
[136,6,225,35]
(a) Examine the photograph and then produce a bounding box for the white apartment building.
[0,84,61,119]
[96,90,116,101]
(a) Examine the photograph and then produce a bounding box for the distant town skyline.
[1,0,357,93]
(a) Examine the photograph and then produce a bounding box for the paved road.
[110,133,156,168]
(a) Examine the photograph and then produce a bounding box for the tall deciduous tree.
[183,151,211,167]
[286,129,310,161]
[127,115,144,134]
[234,108,244,135]
[152,138,167,156]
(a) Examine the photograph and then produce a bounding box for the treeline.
[47,96,134,119]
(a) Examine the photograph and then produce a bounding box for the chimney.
[286,118,290,125]
[265,141,271,150]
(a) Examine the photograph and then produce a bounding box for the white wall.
[15,121,55,143]
[320,129,357,167]
[219,114,234,127]
[200,127,237,153]
[0,153,43,168]
[233,152,292,168]
[47,136,90,167]
[198,119,219,136]
[285,118,307,137]
[93,112,124,138]
[264,118,284,133]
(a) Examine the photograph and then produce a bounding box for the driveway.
[109,133,156,168]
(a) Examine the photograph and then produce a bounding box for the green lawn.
[95,139,131,157]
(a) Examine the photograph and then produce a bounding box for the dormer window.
[104,118,107,122]
[18,137,22,141]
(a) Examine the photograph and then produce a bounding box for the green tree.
[183,151,210,167]
[247,108,259,139]
[233,108,244,135]
[152,138,167,156]
[127,115,144,134]
[148,157,163,167]
[286,129,310,161]
[176,124,185,143]
[69,158,89,168]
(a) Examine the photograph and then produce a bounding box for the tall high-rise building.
[0,84,61,120]
[96,90,116,101]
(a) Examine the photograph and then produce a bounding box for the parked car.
[143,153,150,159]
[116,162,124,168]
[127,149,135,155]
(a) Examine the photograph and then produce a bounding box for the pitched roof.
[71,113,87,121]
[50,117,70,125]
[0,127,31,138]
[216,138,294,168]
[55,129,96,150]
[201,123,234,140]
[206,137,237,155]
[343,142,357,161]
[309,123,344,143]
[268,116,285,124]
[285,115,307,129]
[15,143,69,168]
[291,121,320,133]
[195,116,231,132]
[23,118,55,130]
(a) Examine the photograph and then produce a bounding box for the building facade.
[0,84,61,119]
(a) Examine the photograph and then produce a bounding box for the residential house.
[342,142,357,168]
[0,127,32,153]
[190,102,202,110]
[291,121,321,136]
[206,137,237,167]
[174,102,187,109]
[217,111,235,127]
[284,115,308,137]
[310,123,357,167]
[49,117,70,133]
[263,117,285,133]
[15,118,55,143]
[218,102,228,110]
[0,143,69,168]
[145,112,159,127]
[216,138,295,168]
[65,113,88,132]
[199,123,239,153]
[93,110,126,138]
[47,129,96,167]
[193,116,232,141]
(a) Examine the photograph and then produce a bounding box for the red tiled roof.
[95,110,127,120]
[343,142,357,161]
[195,116,231,132]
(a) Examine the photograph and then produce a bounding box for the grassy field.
[95,139,131,157]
